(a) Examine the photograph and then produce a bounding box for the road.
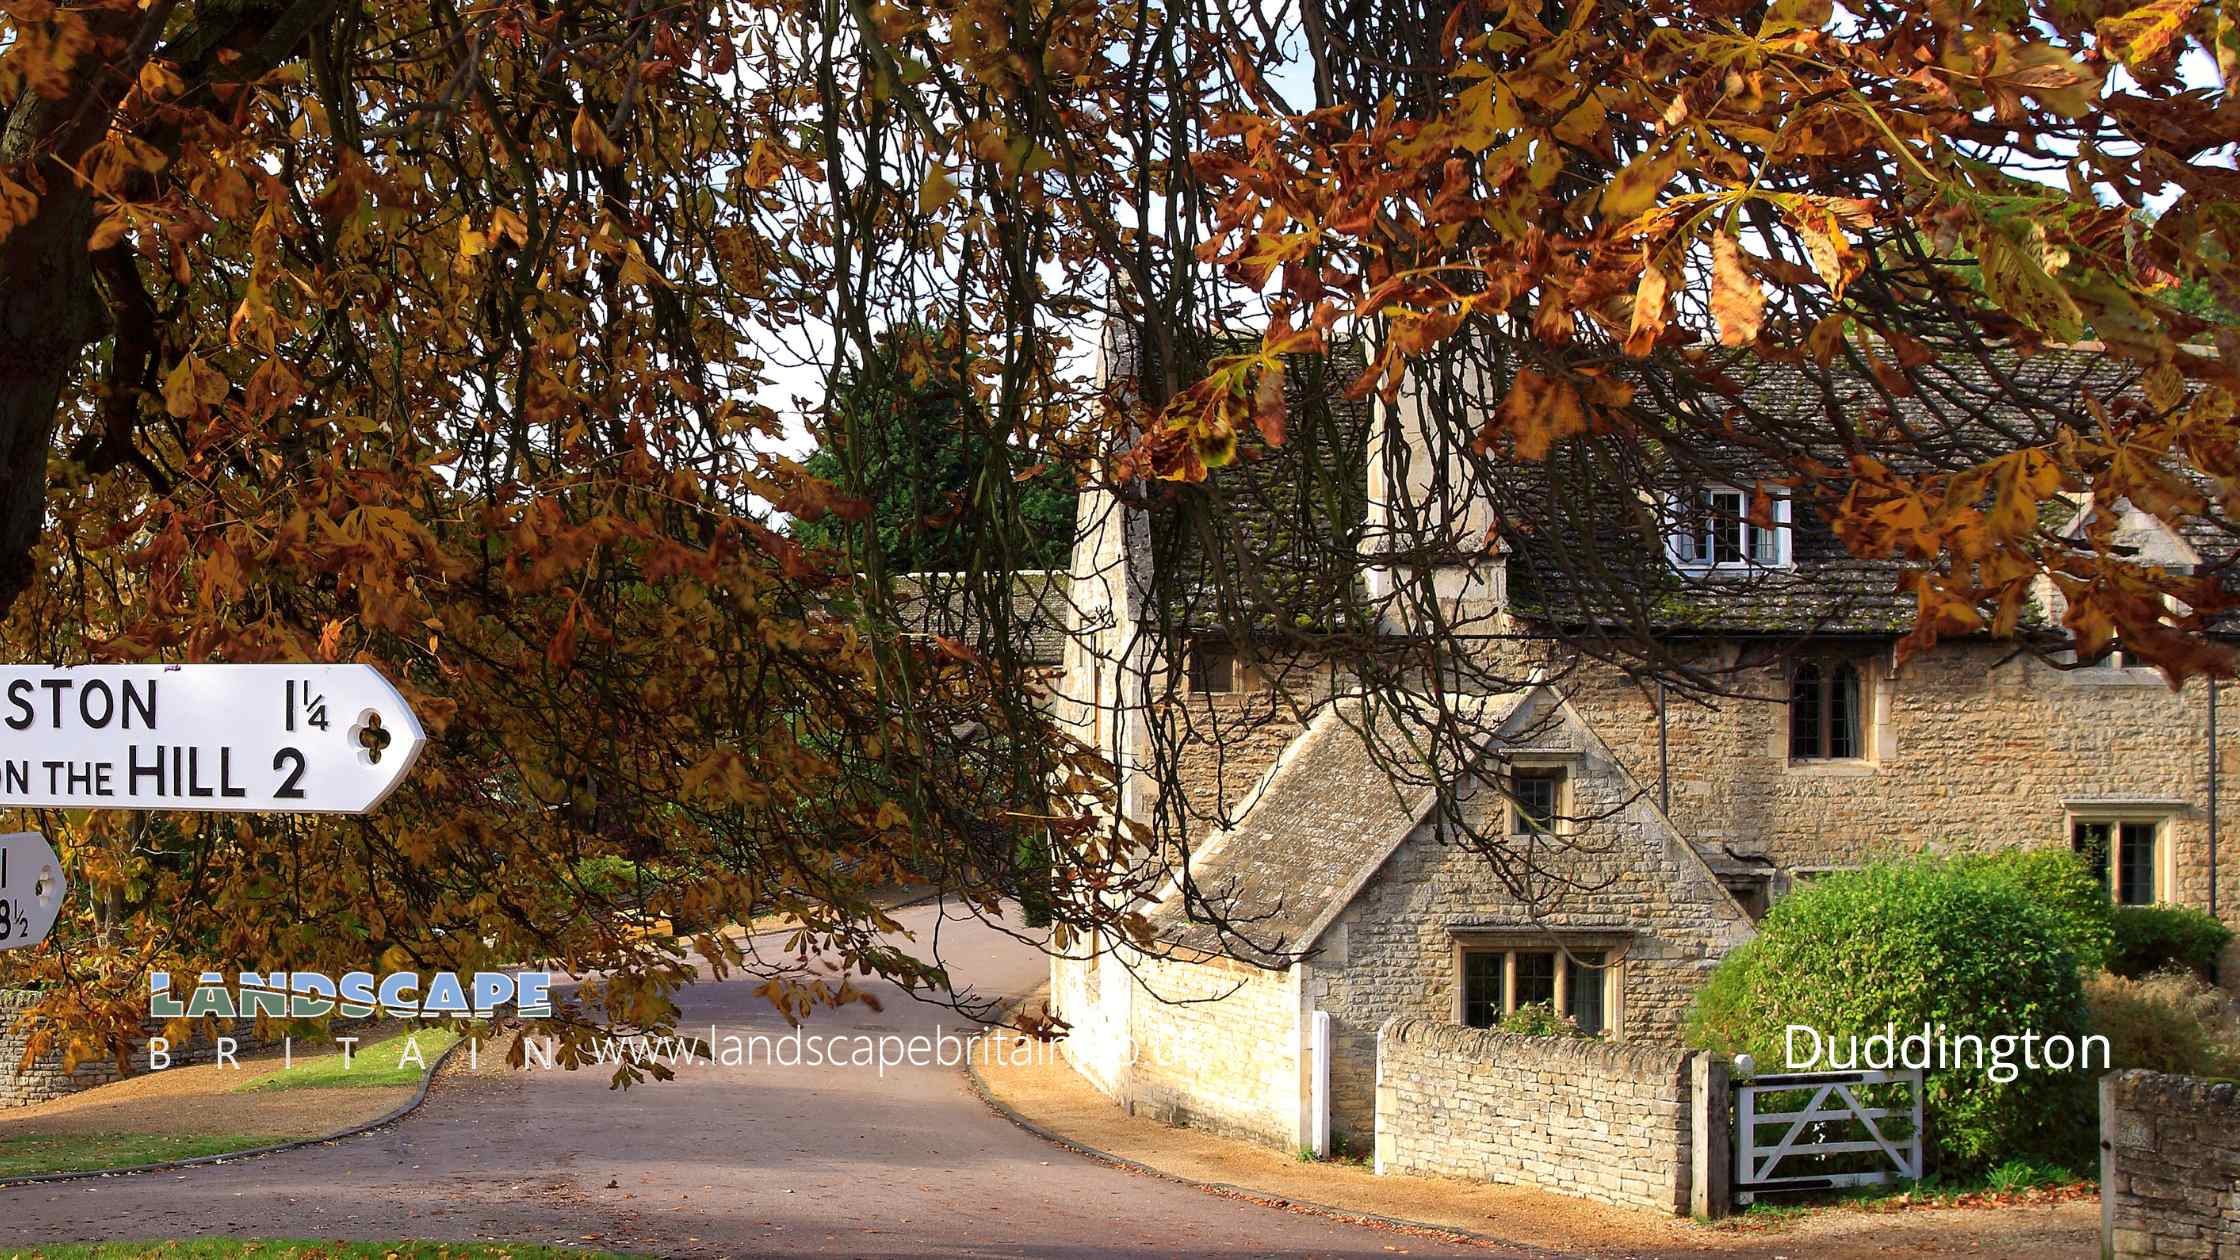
[0,901,1512,1258]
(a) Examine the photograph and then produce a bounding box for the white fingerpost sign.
[0,831,65,951]
[0,665,425,814]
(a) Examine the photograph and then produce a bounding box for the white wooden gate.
[1734,1068,1923,1203]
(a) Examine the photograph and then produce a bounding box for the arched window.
[1790,659,1864,760]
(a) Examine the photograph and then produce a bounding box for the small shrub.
[573,856,644,902]
[2085,969,2240,1076]
[1684,856,2095,1174]
[1497,1001,1593,1038]
[1982,1157,2077,1193]
[2108,905,2234,980]
[1957,849,2115,974]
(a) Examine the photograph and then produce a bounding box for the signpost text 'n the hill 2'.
[0,665,426,815]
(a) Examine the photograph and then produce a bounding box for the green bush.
[1685,857,2095,1174]
[573,856,645,903]
[1496,1001,1594,1038]
[1957,849,2115,974]
[2108,904,2233,980]
[2085,970,2240,1076]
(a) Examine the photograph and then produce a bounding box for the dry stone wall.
[1375,1016,1699,1214]
[0,989,365,1108]
[2102,1069,2240,1259]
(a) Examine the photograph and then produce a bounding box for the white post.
[1310,1009,1331,1158]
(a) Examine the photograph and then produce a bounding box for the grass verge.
[0,1133,277,1179]
[237,1029,460,1091]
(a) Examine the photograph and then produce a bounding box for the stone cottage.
[1049,327,2240,1153]
[1051,682,1752,1151]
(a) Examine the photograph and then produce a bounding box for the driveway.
[1,902,1516,1258]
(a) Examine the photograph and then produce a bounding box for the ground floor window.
[2073,817,2166,905]
[1459,946,1615,1035]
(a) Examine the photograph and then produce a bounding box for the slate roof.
[892,570,1071,665]
[1117,330,1375,636]
[1110,330,2239,638]
[1148,688,1537,966]
[1521,348,2240,636]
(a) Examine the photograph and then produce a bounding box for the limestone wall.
[1152,688,1314,837]
[2101,1069,2240,1259]
[1056,949,1305,1150]
[1543,639,2240,974]
[1375,1016,1699,1214]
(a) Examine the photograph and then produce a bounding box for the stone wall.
[1301,691,1754,1144]
[0,989,331,1108]
[2101,1069,2240,1259]
[1056,949,1305,1150]
[1375,1016,1699,1214]
[1152,688,1313,838]
[0,990,129,1107]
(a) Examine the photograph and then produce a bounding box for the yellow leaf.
[1626,263,1669,358]
[1788,200,1860,299]
[136,60,184,99]
[87,209,131,252]
[743,138,785,190]
[1975,228,2085,341]
[162,353,228,418]
[458,217,489,259]
[0,170,36,244]
[2099,0,2200,68]
[570,107,625,167]
[2216,0,2240,92]
[918,165,957,215]
[1710,232,1765,347]
[1498,367,1590,460]
[1600,146,1677,224]
[1993,43,2102,116]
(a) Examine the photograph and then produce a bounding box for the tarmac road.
[0,901,1518,1258]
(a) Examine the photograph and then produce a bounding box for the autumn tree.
[0,0,1154,1069]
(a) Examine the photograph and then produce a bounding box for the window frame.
[1187,639,1238,694]
[2067,809,2174,906]
[1788,655,1871,763]
[1508,763,1570,836]
[1668,486,1793,574]
[1454,939,1623,1037]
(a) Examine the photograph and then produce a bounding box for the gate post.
[1690,1053,1732,1219]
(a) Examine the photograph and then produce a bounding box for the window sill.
[1785,758,1879,777]
[1674,563,1796,580]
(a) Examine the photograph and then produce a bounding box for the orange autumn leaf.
[1498,367,1590,461]
[1710,232,1765,347]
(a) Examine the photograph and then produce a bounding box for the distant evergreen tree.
[793,330,1077,572]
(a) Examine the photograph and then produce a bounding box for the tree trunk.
[0,116,102,614]
[0,0,366,616]
[0,9,144,617]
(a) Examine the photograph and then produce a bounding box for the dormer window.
[1669,488,1792,572]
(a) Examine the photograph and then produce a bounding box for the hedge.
[2108,904,2233,980]
[1685,856,2095,1174]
